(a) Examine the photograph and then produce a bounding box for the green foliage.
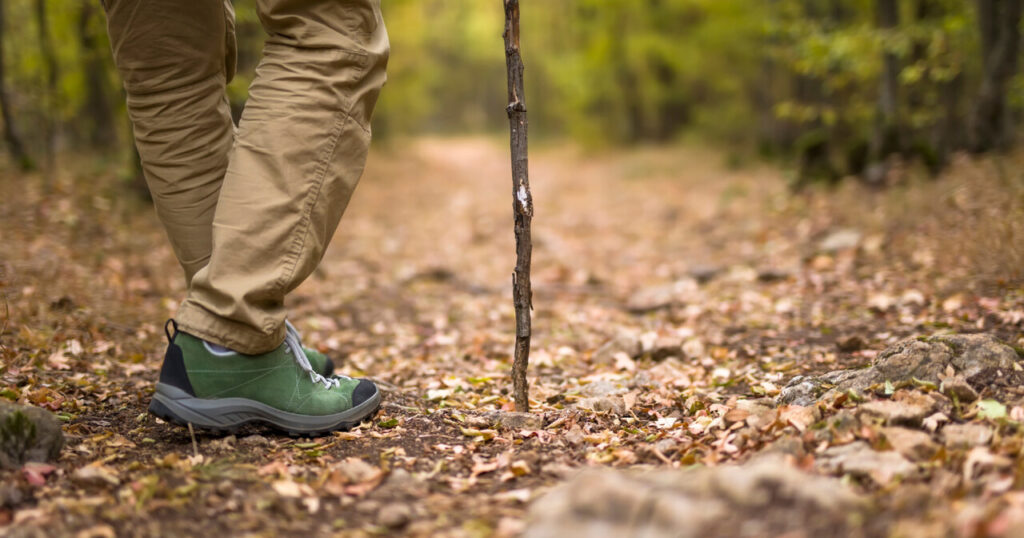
[0,0,1018,174]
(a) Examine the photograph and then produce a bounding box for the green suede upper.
[304,346,330,375]
[174,332,361,416]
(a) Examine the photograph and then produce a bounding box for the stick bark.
[502,0,533,413]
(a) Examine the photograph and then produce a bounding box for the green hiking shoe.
[149,320,380,435]
[285,320,336,377]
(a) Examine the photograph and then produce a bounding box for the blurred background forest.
[0,0,1021,185]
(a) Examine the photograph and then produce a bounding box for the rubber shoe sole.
[148,383,381,436]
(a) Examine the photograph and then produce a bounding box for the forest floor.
[2,138,1024,537]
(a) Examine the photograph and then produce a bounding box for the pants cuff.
[175,300,285,355]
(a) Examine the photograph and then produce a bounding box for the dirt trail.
[1,139,1022,536]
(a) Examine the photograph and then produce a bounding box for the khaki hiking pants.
[103,0,388,353]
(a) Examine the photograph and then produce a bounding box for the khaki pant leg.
[104,0,237,284]
[176,0,389,353]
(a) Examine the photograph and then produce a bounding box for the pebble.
[378,502,413,529]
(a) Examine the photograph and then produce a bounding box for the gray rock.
[778,334,1020,405]
[942,423,993,448]
[756,267,793,282]
[378,502,413,529]
[591,332,641,365]
[72,464,120,487]
[837,335,868,352]
[776,376,821,407]
[653,438,677,454]
[648,334,684,361]
[688,264,723,284]
[575,396,625,415]
[858,394,935,426]
[579,380,624,398]
[816,442,917,484]
[625,279,699,313]
[875,334,1016,383]
[880,427,938,460]
[0,400,64,470]
[525,456,863,538]
[778,367,878,406]
[941,377,979,402]
[819,229,862,253]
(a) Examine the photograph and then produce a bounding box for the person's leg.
[104,0,236,285]
[102,1,375,434]
[175,0,389,354]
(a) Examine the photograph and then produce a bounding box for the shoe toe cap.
[352,379,378,407]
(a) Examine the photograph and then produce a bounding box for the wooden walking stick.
[502,0,533,412]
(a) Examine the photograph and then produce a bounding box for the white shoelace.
[283,320,342,389]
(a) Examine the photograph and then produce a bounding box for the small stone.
[332,457,382,484]
[626,279,699,313]
[880,427,938,460]
[653,438,677,454]
[688,264,722,284]
[564,426,584,445]
[355,500,381,514]
[819,229,862,253]
[636,358,689,387]
[940,377,979,402]
[239,434,271,448]
[0,401,64,469]
[487,411,543,430]
[72,464,120,487]
[576,396,625,415]
[207,435,237,451]
[592,332,642,365]
[942,423,993,448]
[858,396,934,426]
[756,267,793,282]
[378,502,412,529]
[816,442,916,485]
[836,335,868,352]
[648,334,684,361]
[681,339,705,359]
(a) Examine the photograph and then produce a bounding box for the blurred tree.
[0,0,1019,184]
[970,0,1022,152]
[76,2,116,150]
[34,0,57,174]
[0,0,32,171]
[865,0,901,186]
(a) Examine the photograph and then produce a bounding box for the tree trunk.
[77,2,117,150]
[864,0,902,185]
[502,0,533,413]
[0,0,33,171]
[35,0,58,174]
[969,0,1022,152]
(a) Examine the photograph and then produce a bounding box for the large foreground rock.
[525,456,864,538]
[779,334,1021,406]
[0,400,64,469]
